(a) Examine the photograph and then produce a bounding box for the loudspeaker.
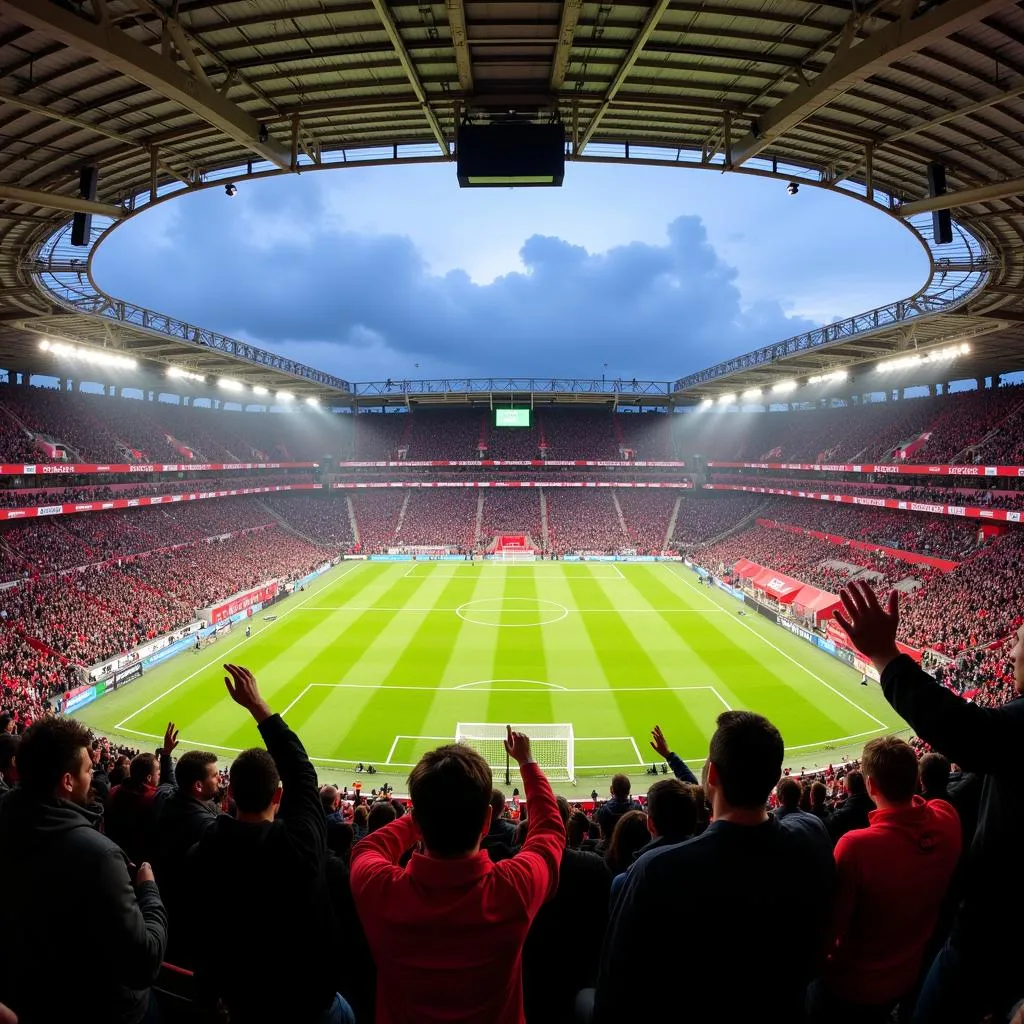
[71,165,99,247]
[926,162,953,245]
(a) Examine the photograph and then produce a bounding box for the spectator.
[834,581,1024,1023]
[596,773,640,841]
[648,724,700,785]
[320,785,344,825]
[810,780,830,822]
[523,795,612,1024]
[808,736,961,1023]
[0,718,167,1022]
[105,751,162,868]
[774,776,831,844]
[919,752,951,803]
[367,799,396,834]
[827,769,876,842]
[603,809,649,878]
[185,665,353,1024]
[0,733,18,795]
[350,728,564,1024]
[591,711,835,1023]
[481,787,517,860]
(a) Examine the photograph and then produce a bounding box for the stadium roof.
[2,0,1024,405]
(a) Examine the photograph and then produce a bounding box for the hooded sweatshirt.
[0,787,167,1024]
[825,795,961,1004]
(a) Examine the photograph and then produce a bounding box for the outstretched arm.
[650,725,699,784]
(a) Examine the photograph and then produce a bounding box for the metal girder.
[369,0,448,156]
[576,0,671,156]
[0,89,142,149]
[898,175,1024,216]
[0,183,125,218]
[550,0,583,91]
[445,0,473,93]
[4,0,292,171]
[728,0,1011,168]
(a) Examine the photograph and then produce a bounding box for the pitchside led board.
[495,408,531,428]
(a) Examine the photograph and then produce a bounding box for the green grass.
[74,561,910,791]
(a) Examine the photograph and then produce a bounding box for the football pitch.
[75,561,909,788]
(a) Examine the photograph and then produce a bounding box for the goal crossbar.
[456,722,575,782]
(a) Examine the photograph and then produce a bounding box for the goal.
[455,722,575,782]
[495,549,537,563]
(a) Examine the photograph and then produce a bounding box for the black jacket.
[596,796,640,839]
[0,788,167,1024]
[185,714,338,1023]
[881,655,1024,957]
[827,791,876,842]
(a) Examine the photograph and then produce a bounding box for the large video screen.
[495,408,531,428]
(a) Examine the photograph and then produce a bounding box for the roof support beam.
[0,183,126,218]
[369,0,448,155]
[728,0,1011,168]
[4,0,292,170]
[445,0,473,93]
[898,175,1024,216]
[550,0,583,91]
[577,0,671,155]
[0,89,141,148]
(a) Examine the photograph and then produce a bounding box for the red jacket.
[350,762,564,1024]
[825,796,961,1004]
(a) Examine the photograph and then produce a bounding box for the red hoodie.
[350,761,564,1024]
[825,796,961,1004]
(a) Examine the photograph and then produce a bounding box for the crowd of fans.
[395,490,479,549]
[545,491,626,555]
[615,490,677,553]
[479,489,543,543]
[672,494,765,547]
[262,494,354,548]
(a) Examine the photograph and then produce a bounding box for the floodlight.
[772,380,798,394]
[699,398,713,409]
[305,397,320,407]
[252,385,269,396]
[224,183,237,197]
[787,181,799,195]
[276,390,294,402]
[718,393,736,405]
[741,388,762,400]
[217,377,244,391]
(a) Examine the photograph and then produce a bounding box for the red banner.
[705,484,1022,524]
[0,461,317,476]
[208,582,279,624]
[0,483,321,522]
[332,481,691,489]
[707,460,1024,479]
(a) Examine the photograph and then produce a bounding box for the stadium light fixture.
[772,380,798,394]
[741,387,762,400]
[39,338,137,370]
[224,183,237,197]
[808,370,848,385]
[167,366,205,383]
[786,182,799,196]
[717,393,736,405]
[305,396,320,407]
[217,377,244,391]
[276,390,294,402]
[252,385,269,396]
[699,398,713,409]
[876,342,971,373]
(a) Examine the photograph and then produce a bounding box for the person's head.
[706,711,784,815]
[775,776,802,812]
[845,770,867,797]
[646,778,701,842]
[555,794,571,829]
[320,785,340,814]
[367,800,397,833]
[229,748,281,818]
[861,736,919,808]
[810,781,827,810]
[1011,623,1024,693]
[353,804,369,829]
[175,750,220,802]
[605,810,650,875]
[16,719,93,804]
[490,788,507,823]
[0,714,13,735]
[408,744,492,857]
[610,774,631,800]
[327,820,353,859]
[919,752,950,796]
[128,752,159,788]
[0,733,19,783]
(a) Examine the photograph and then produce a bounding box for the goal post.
[455,722,575,782]
[495,549,537,563]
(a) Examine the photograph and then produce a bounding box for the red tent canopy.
[792,584,842,624]
[751,568,802,602]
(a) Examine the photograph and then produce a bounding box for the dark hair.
[567,810,589,848]
[0,733,19,775]
[490,788,507,819]
[229,748,280,814]
[646,778,700,841]
[605,810,650,875]
[919,752,950,795]
[353,804,369,828]
[129,752,158,786]
[845,769,867,796]
[708,711,784,810]
[775,776,802,811]
[862,736,919,804]
[368,800,397,833]
[175,749,218,792]
[555,794,571,828]
[810,781,827,811]
[16,719,92,796]
[408,744,491,856]
[610,773,631,799]
[320,786,339,814]
[327,821,353,859]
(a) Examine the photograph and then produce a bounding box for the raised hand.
[503,726,533,766]
[650,725,671,760]
[224,664,272,724]
[161,721,179,755]
[135,862,155,886]
[833,581,901,669]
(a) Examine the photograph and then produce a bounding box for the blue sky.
[94,162,927,384]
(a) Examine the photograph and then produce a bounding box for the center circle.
[455,597,569,627]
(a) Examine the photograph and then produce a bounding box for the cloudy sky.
[94,162,926,384]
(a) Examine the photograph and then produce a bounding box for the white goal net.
[495,549,537,563]
[455,722,574,782]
